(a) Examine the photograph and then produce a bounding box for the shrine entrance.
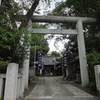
[27,16,96,87]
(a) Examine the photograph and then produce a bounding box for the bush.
[89,81,97,91]
[87,49,100,66]
[0,61,9,69]
[87,49,100,91]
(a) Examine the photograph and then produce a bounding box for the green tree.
[0,26,30,68]
[51,51,61,58]
[0,0,53,69]
[51,51,61,63]
[0,0,30,69]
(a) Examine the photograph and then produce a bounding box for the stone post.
[0,0,1,6]
[4,63,18,100]
[94,65,100,94]
[66,68,68,78]
[23,59,30,89]
[23,19,32,89]
[33,66,36,79]
[0,78,3,98]
[29,67,34,79]
[16,74,22,99]
[40,69,42,75]
[19,68,24,98]
[76,20,89,87]
[16,77,20,99]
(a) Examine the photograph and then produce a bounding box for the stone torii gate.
[25,15,96,88]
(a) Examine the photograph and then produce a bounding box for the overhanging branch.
[20,0,40,28]
[26,0,40,19]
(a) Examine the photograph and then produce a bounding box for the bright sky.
[47,36,67,52]
[36,0,66,15]
[46,25,68,52]
[35,0,67,52]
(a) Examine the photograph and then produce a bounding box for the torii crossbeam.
[31,15,96,24]
[32,29,77,35]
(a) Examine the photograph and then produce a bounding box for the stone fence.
[0,63,100,100]
[0,74,6,99]
[94,65,100,95]
[0,63,25,100]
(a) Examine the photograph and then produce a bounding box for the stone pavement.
[24,76,99,100]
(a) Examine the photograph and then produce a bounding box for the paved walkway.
[24,76,99,100]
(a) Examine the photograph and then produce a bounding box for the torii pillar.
[76,20,89,87]
[23,19,32,89]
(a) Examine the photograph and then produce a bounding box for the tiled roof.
[34,55,60,65]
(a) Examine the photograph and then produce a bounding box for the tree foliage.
[51,51,61,58]
[51,51,61,62]
[0,0,30,69]
[0,26,30,67]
